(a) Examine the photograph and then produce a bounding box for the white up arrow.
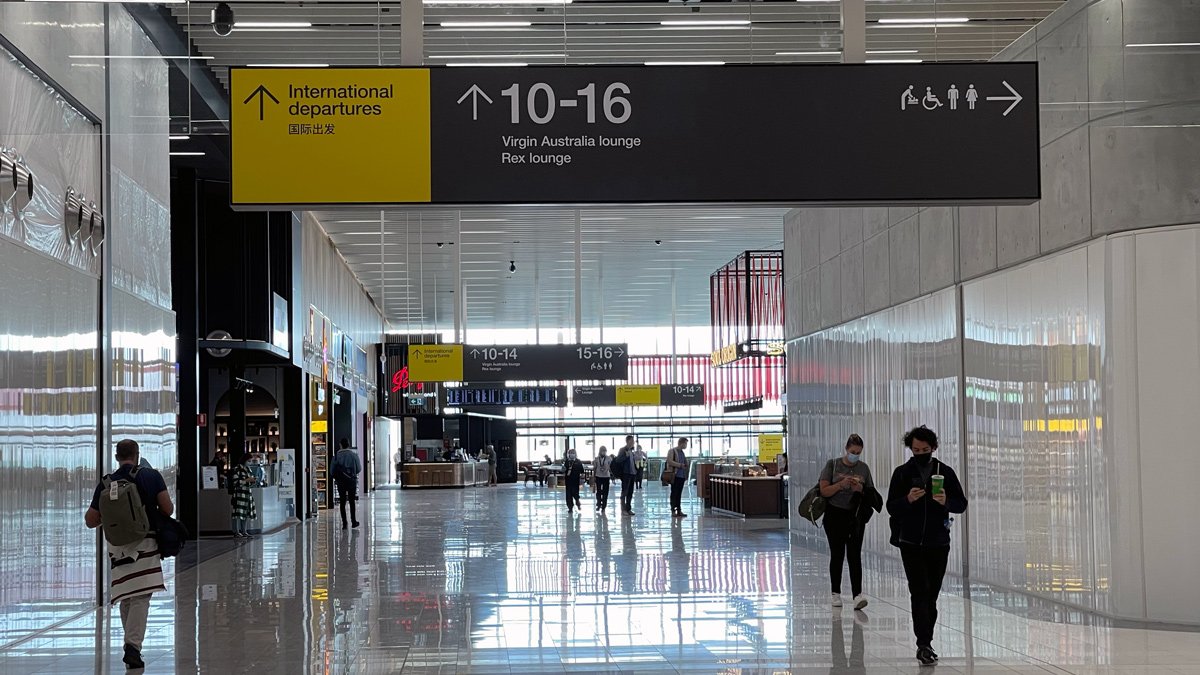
[986,80,1023,117]
[457,84,493,121]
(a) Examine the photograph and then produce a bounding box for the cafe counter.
[404,461,489,488]
[708,474,784,518]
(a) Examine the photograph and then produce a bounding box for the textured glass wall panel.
[962,243,1110,612]
[108,7,172,310]
[0,240,99,648]
[788,289,962,572]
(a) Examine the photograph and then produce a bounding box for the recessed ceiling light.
[661,19,751,27]
[169,151,205,156]
[431,54,566,60]
[877,17,970,24]
[645,61,726,66]
[235,22,312,28]
[169,135,190,141]
[866,58,923,63]
[440,21,533,28]
[1125,42,1200,47]
[775,51,840,56]
[867,49,919,55]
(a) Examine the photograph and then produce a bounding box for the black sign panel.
[431,63,1039,204]
[572,384,706,406]
[446,386,567,407]
[463,344,628,381]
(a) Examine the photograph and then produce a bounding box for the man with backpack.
[84,439,174,670]
[332,438,363,529]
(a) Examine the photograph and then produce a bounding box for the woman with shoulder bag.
[818,434,873,610]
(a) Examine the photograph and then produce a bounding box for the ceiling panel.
[312,206,787,329]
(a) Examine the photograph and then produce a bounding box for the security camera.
[212,3,234,37]
[509,261,516,273]
[436,242,444,248]
[654,239,662,245]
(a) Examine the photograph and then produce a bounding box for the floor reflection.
[2,484,1200,674]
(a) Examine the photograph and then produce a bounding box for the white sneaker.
[853,594,869,610]
[831,593,843,608]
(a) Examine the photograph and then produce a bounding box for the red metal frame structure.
[626,354,783,407]
[710,250,784,362]
[708,250,785,407]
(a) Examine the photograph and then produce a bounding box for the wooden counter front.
[404,462,488,488]
[708,474,782,518]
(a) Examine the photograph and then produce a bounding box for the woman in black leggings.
[818,434,874,610]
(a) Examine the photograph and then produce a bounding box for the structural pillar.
[841,0,866,64]
[400,0,424,66]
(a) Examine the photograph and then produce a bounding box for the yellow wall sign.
[407,344,463,382]
[614,385,661,406]
[231,68,431,206]
[310,420,328,433]
[757,433,784,462]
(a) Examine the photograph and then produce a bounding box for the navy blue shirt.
[90,463,168,521]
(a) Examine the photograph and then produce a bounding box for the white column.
[454,210,462,342]
[574,210,583,343]
[400,0,424,66]
[841,0,866,64]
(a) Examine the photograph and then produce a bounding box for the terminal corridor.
[4,484,1200,674]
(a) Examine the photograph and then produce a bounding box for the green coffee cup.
[931,474,945,496]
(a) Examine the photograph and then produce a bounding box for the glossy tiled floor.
[4,482,1200,674]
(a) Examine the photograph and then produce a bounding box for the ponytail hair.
[845,434,864,450]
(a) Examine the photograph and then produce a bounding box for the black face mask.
[913,453,934,466]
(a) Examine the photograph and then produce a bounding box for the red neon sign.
[390,367,410,393]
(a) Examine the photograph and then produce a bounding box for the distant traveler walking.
[85,439,174,670]
[332,438,363,529]
[229,459,257,538]
[594,446,613,512]
[886,426,968,667]
[633,444,647,489]
[616,435,637,515]
[563,449,585,512]
[666,437,690,518]
[818,434,876,610]
[483,443,498,486]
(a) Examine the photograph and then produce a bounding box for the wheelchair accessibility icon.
[922,86,943,110]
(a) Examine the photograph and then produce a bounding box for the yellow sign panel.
[615,385,661,406]
[310,420,328,433]
[757,433,784,462]
[407,344,463,382]
[231,68,431,206]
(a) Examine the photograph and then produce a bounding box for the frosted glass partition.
[787,289,963,573]
[0,240,99,647]
[962,242,1110,612]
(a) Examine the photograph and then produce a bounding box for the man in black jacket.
[886,426,968,667]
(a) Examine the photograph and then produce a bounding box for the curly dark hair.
[903,425,939,450]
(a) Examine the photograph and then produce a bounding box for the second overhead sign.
[408,343,629,382]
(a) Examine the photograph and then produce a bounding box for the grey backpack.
[99,468,150,546]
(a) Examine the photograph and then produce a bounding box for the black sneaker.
[928,647,940,661]
[352,521,361,528]
[916,647,937,667]
[123,643,144,669]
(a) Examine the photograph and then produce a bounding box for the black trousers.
[669,475,685,513]
[336,482,358,526]
[899,544,951,648]
[595,477,611,510]
[620,475,635,511]
[635,467,644,488]
[565,477,581,509]
[822,506,864,596]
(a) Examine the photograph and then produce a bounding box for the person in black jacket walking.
[886,426,968,667]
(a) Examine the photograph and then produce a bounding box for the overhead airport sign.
[230,63,1039,208]
[573,384,705,407]
[407,343,628,382]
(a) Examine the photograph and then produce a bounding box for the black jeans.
[595,477,611,510]
[823,506,864,596]
[635,467,644,488]
[669,475,685,513]
[620,475,635,511]
[565,477,581,509]
[336,481,358,526]
[899,544,951,648]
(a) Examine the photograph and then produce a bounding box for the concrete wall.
[785,0,1200,339]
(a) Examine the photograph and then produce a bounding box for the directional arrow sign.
[463,343,629,382]
[986,80,1024,117]
[242,84,279,122]
[456,84,493,121]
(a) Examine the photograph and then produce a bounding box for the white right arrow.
[456,84,493,121]
[986,80,1023,117]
